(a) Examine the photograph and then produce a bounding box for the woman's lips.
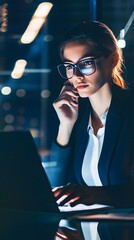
[76,84,89,89]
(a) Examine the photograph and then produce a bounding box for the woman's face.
[62,39,112,98]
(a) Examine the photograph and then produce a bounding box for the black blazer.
[72,84,134,186]
[49,84,134,206]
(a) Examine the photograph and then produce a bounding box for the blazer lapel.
[73,85,126,185]
[98,108,122,185]
[98,86,123,185]
[76,101,122,185]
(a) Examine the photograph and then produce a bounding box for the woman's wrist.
[91,186,112,206]
[56,123,74,146]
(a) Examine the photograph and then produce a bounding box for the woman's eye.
[65,65,73,70]
[84,60,93,66]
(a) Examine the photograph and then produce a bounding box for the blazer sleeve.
[48,142,72,187]
[109,89,134,207]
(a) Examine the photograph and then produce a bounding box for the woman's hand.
[52,183,98,207]
[56,226,83,240]
[53,81,79,127]
[53,81,79,145]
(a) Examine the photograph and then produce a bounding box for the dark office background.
[0,0,134,162]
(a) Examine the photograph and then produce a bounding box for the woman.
[50,21,134,208]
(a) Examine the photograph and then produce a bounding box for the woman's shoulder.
[112,84,134,98]
[122,87,134,100]
[111,84,134,114]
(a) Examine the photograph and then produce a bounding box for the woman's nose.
[73,66,83,77]
[70,72,84,87]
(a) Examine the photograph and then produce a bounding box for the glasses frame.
[57,56,101,80]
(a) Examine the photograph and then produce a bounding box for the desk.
[0,209,60,240]
[57,219,134,239]
[0,208,134,239]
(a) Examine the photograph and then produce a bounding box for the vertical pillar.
[89,0,97,20]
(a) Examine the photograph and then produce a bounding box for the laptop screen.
[0,130,59,213]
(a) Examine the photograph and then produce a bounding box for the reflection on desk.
[1,208,134,240]
[0,208,60,240]
[56,218,134,240]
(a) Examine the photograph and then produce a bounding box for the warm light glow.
[21,2,53,44]
[11,59,27,79]
[1,86,11,95]
[30,129,40,138]
[0,3,8,32]
[34,2,53,18]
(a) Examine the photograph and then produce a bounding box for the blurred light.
[42,161,57,168]
[0,68,51,76]
[4,114,15,124]
[117,29,126,49]
[11,59,27,79]
[25,68,51,73]
[30,129,40,138]
[44,34,53,42]
[4,125,15,131]
[16,89,26,97]
[21,2,53,44]
[41,89,51,98]
[2,102,11,111]
[117,38,126,49]
[1,86,11,95]
[0,3,8,32]
[117,11,134,49]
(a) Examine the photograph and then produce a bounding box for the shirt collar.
[88,110,108,132]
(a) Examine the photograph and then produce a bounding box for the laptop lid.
[0,130,59,213]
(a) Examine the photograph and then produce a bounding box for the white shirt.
[81,111,108,240]
[82,111,108,186]
[81,222,101,240]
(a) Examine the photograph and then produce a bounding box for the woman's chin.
[78,92,90,98]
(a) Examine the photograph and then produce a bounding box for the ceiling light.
[20,2,53,44]
[1,86,11,95]
[117,10,134,48]
[11,59,27,79]
[117,29,126,48]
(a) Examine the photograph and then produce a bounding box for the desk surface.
[0,208,134,240]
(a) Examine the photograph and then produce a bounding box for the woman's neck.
[89,83,112,118]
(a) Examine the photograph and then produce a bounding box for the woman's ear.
[110,52,119,68]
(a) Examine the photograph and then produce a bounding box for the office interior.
[0,0,134,168]
[0,1,134,239]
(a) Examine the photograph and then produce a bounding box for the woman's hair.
[59,21,126,89]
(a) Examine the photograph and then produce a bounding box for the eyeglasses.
[57,57,100,80]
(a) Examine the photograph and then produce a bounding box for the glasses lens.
[57,64,73,79]
[78,59,96,76]
[57,59,96,79]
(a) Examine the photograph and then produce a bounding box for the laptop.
[0,130,111,215]
[0,130,59,213]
